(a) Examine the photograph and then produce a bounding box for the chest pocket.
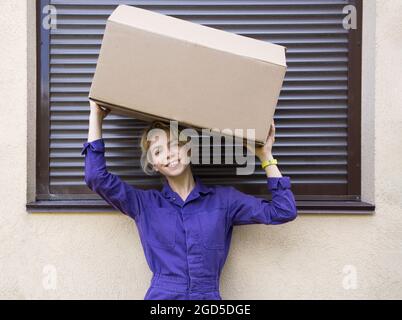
[197,207,227,250]
[142,207,177,249]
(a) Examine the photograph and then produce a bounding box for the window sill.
[26,200,375,215]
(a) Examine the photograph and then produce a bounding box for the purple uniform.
[81,138,298,300]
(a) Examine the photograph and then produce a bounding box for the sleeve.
[81,138,146,221]
[227,176,298,226]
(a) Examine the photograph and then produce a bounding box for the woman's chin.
[161,164,187,177]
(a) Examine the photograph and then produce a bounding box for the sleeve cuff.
[267,176,292,191]
[81,138,105,155]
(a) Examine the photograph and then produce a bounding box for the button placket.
[181,207,206,293]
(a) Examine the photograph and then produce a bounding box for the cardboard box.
[89,4,287,145]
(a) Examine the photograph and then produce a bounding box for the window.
[28,0,374,213]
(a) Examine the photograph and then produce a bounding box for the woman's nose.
[168,147,178,158]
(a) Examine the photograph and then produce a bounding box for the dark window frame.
[27,0,374,214]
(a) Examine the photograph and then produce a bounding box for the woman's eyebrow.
[150,145,162,152]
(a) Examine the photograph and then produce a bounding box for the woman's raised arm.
[81,100,147,221]
[228,119,298,225]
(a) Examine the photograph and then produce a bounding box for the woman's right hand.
[89,100,111,121]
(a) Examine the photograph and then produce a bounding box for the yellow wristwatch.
[261,158,278,169]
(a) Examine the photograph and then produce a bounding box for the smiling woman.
[139,120,192,178]
[81,100,298,300]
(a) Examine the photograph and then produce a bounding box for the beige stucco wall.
[0,0,401,299]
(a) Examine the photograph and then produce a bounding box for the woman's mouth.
[166,159,180,168]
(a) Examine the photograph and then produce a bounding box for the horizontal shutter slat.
[44,0,354,197]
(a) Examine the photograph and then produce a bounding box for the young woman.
[81,100,298,300]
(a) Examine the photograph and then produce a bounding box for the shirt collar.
[161,175,213,199]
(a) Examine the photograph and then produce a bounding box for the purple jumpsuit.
[81,138,298,300]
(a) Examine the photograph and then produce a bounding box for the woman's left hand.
[246,119,275,161]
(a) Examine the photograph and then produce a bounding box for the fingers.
[89,99,107,112]
[263,119,276,145]
[245,141,255,154]
[270,119,276,136]
[265,120,275,142]
[89,99,98,108]
[100,106,110,113]
[89,99,111,117]
[101,107,111,119]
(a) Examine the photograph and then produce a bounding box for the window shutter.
[40,0,361,201]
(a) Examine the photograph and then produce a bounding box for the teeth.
[168,160,179,167]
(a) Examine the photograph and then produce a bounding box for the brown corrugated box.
[89,4,287,145]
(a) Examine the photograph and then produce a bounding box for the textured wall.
[0,0,401,299]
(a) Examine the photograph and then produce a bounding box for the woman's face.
[148,130,191,177]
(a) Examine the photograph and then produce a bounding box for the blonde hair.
[139,120,191,176]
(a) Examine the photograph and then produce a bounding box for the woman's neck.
[165,167,195,202]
